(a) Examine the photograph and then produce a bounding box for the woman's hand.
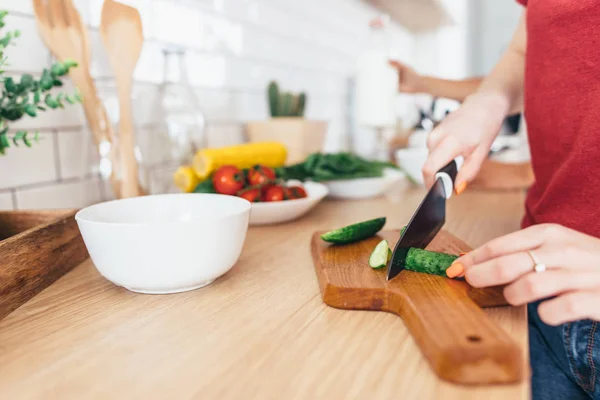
[388,60,427,94]
[421,91,509,190]
[450,224,600,325]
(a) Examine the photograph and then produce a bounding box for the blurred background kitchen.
[0,0,529,210]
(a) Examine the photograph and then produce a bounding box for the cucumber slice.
[369,240,389,269]
[405,248,458,276]
[321,217,386,244]
[387,248,392,262]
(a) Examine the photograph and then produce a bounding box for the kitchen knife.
[387,157,463,281]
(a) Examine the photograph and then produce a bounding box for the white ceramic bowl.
[395,147,428,186]
[249,181,328,225]
[323,168,407,199]
[75,194,251,294]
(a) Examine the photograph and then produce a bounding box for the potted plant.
[0,10,80,156]
[245,81,328,164]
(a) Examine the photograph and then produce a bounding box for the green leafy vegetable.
[276,152,401,182]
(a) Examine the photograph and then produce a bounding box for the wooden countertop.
[0,189,530,399]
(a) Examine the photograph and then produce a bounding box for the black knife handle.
[435,157,463,198]
[437,159,459,184]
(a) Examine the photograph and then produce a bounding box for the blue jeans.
[529,301,600,399]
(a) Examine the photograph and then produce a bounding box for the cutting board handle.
[387,274,523,385]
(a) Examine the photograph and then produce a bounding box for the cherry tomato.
[286,185,308,199]
[212,165,245,195]
[262,184,285,202]
[237,186,261,203]
[247,165,277,186]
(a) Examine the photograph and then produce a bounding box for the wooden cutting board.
[311,230,524,386]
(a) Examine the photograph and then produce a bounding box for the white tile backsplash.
[15,178,104,209]
[0,132,57,190]
[0,0,416,210]
[57,129,100,179]
[2,15,50,73]
[0,0,33,15]
[0,192,14,210]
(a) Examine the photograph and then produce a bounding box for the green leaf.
[0,134,9,154]
[56,93,64,108]
[24,104,37,117]
[12,130,25,146]
[74,92,82,103]
[0,36,11,48]
[51,63,67,77]
[65,94,76,104]
[1,108,23,121]
[63,59,78,69]
[4,77,16,93]
[40,69,54,90]
[45,94,59,109]
[19,73,34,89]
[37,105,46,111]
[34,89,41,103]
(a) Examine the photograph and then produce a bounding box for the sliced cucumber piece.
[321,217,386,244]
[369,239,389,269]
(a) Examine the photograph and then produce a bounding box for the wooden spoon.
[100,0,144,198]
[33,0,122,198]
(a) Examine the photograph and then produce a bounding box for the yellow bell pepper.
[192,142,287,180]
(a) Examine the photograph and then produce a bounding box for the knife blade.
[387,157,463,281]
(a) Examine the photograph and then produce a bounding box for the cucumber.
[405,248,458,277]
[321,217,386,244]
[369,240,389,269]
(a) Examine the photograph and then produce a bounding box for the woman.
[415,2,600,399]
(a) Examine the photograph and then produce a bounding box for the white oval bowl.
[249,181,328,226]
[75,193,251,294]
[323,168,407,199]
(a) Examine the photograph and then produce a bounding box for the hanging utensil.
[100,0,144,198]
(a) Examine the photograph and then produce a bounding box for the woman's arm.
[421,10,528,188]
[474,11,527,115]
[388,60,483,102]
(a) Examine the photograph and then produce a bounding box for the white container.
[395,147,429,186]
[249,181,328,226]
[324,168,406,199]
[75,194,251,294]
[355,17,399,128]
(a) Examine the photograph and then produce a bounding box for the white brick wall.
[0,0,415,210]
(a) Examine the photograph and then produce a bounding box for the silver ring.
[528,250,546,273]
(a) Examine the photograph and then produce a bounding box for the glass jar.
[142,47,207,193]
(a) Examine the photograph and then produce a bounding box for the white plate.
[249,181,328,226]
[323,168,407,199]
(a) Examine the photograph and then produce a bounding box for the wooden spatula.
[100,0,144,199]
[33,0,121,197]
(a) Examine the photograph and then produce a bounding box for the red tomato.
[287,185,308,199]
[247,165,277,186]
[212,165,245,195]
[262,184,285,202]
[237,187,261,203]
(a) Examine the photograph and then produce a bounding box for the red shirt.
[517,0,600,237]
